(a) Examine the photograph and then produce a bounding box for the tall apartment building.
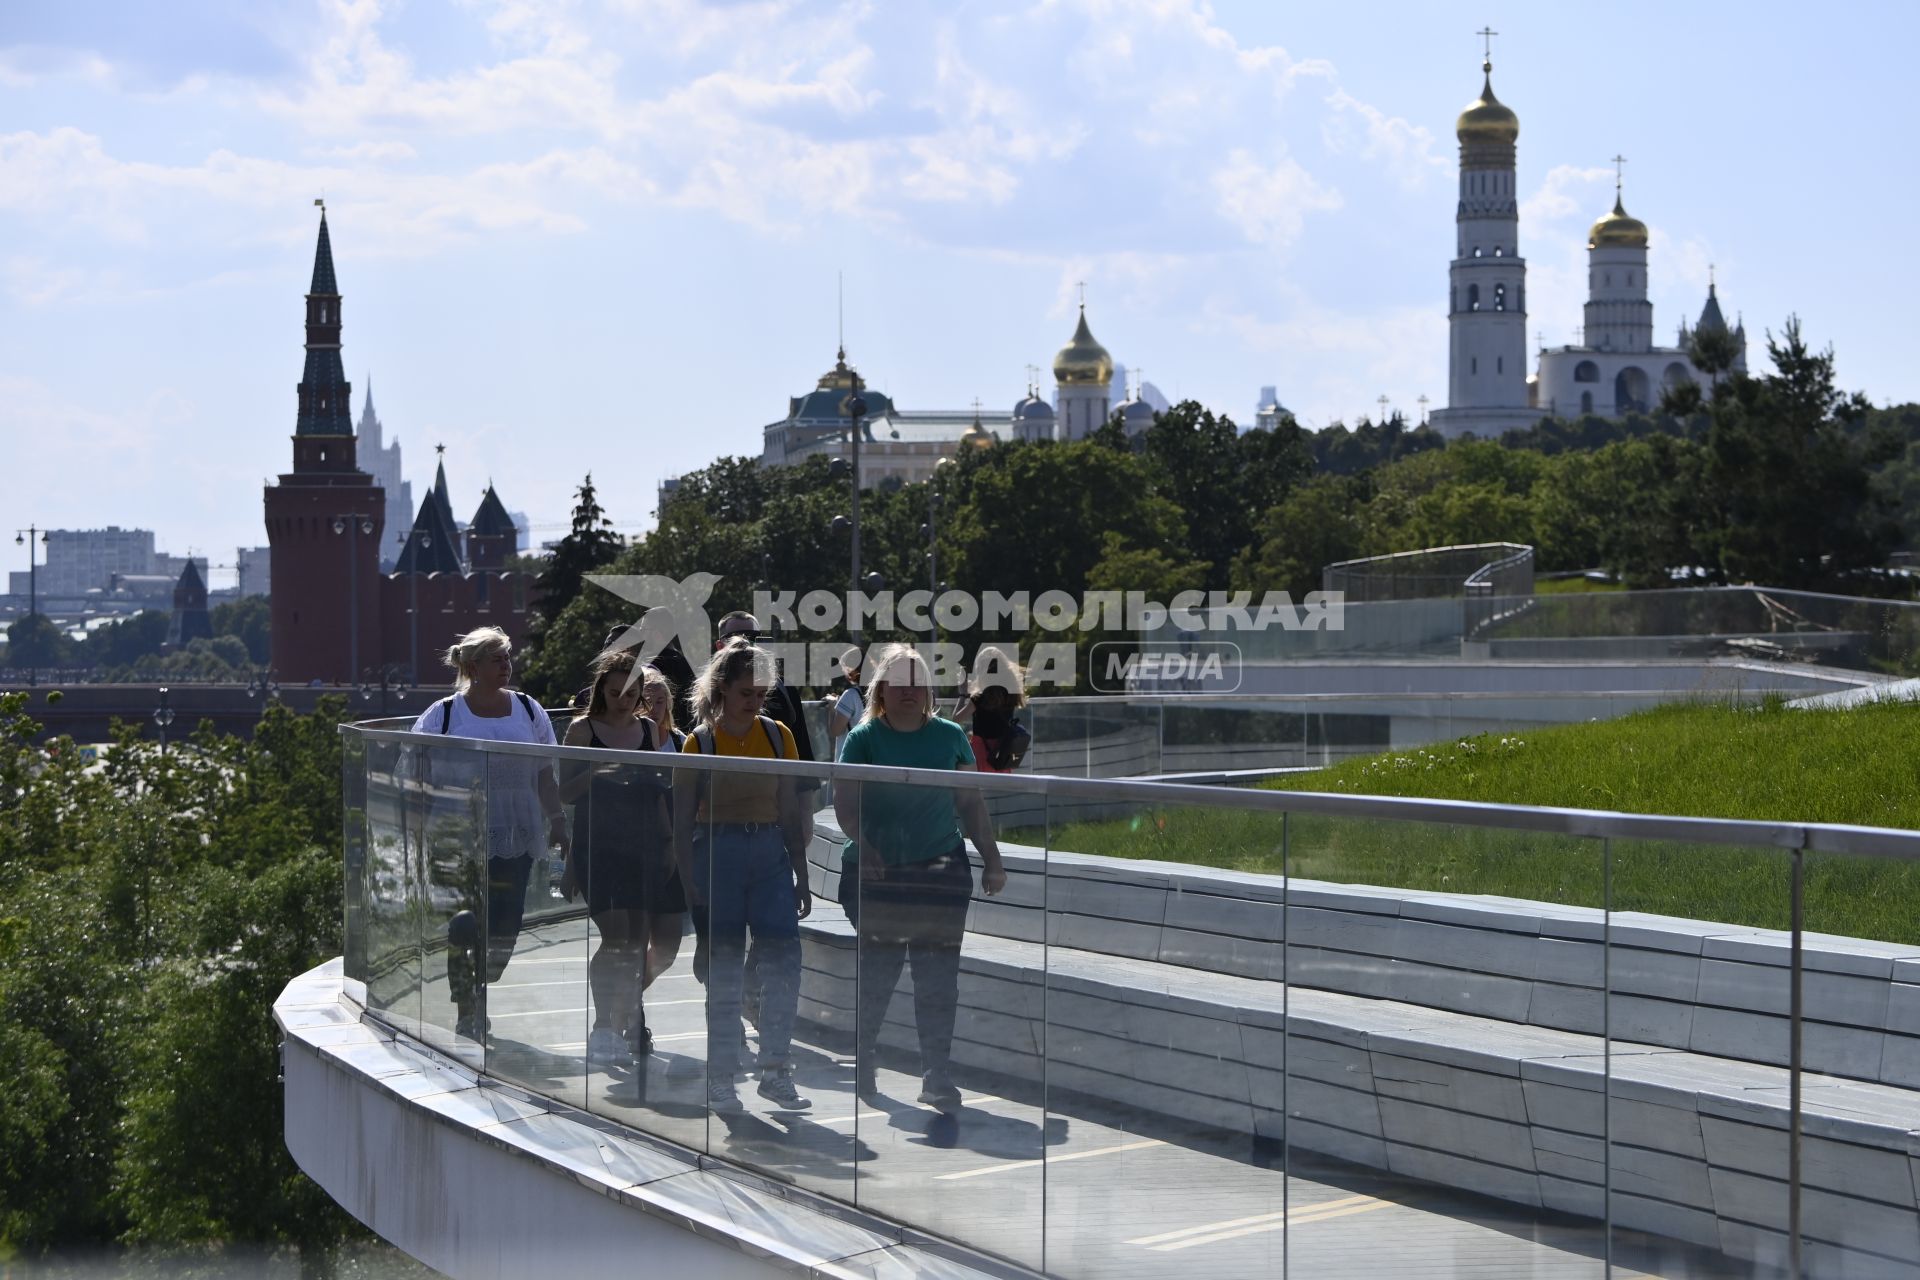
[9,526,157,599]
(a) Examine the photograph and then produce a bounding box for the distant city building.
[743,303,1170,491]
[1432,54,1745,438]
[236,546,272,598]
[355,381,413,570]
[1112,364,1169,417]
[7,526,157,599]
[152,551,209,583]
[1253,386,1289,432]
[759,347,1008,487]
[1114,372,1157,443]
[264,211,537,684]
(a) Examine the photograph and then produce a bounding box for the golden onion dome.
[1052,306,1113,386]
[1456,62,1519,145]
[1588,196,1649,250]
[816,346,856,390]
[961,415,995,449]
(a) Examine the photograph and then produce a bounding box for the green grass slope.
[1043,701,1920,943]
[1285,699,1920,828]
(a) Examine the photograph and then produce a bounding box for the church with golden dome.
[758,302,1162,483]
[1432,52,1745,438]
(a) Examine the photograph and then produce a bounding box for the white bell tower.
[1432,33,1536,438]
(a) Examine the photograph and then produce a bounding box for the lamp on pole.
[358,663,411,718]
[408,530,432,684]
[14,526,46,619]
[245,667,280,703]
[332,514,375,685]
[921,457,953,647]
[830,352,885,638]
[845,365,867,598]
[14,526,48,687]
[153,686,175,760]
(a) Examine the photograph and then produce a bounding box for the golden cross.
[1611,154,1627,196]
[1477,26,1498,62]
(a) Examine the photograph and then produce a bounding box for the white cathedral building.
[758,303,1165,484]
[1430,57,1745,439]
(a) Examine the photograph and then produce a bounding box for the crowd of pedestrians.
[420,619,1021,1118]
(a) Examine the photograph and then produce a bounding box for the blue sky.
[4,0,1916,584]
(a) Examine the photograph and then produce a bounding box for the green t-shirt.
[837,715,974,867]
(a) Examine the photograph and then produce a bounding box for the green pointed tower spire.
[296,207,352,436]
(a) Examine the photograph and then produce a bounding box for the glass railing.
[342,717,1920,1279]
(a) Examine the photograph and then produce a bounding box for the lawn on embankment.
[1042,700,1920,943]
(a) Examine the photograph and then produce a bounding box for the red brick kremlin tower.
[264,207,384,684]
[263,208,540,687]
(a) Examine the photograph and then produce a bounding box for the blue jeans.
[696,825,800,1075]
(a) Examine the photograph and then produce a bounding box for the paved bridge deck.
[446,921,1747,1279]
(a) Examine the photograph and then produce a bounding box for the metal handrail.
[344,720,1920,862]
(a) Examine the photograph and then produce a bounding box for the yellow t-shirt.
[682,717,798,824]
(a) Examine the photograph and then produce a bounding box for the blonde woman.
[411,626,566,1042]
[559,649,684,1067]
[672,642,814,1114]
[641,665,686,752]
[833,643,1006,1113]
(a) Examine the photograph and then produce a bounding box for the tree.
[537,474,625,632]
[1139,402,1313,591]
[5,614,69,669]
[1698,317,1900,587]
[942,439,1188,608]
[212,595,272,664]
[517,474,626,697]
[0,691,367,1258]
[1232,472,1373,599]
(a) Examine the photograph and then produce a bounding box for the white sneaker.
[587,1027,632,1067]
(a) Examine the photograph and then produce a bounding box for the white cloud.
[1521,163,1611,226]
[1211,148,1342,248]
[604,0,803,60]
[0,127,633,254]
[0,373,173,484]
[3,256,127,306]
[308,139,418,161]
[1322,89,1448,191]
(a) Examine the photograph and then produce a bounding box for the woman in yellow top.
[672,641,814,1114]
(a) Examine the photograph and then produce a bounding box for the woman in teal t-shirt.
[834,643,1006,1114]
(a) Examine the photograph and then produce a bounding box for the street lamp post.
[332,514,376,685]
[14,526,47,687]
[847,369,867,598]
[921,457,953,648]
[245,667,280,704]
[408,531,432,684]
[153,686,174,761]
[14,526,46,619]
[359,664,411,718]
[830,356,886,640]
